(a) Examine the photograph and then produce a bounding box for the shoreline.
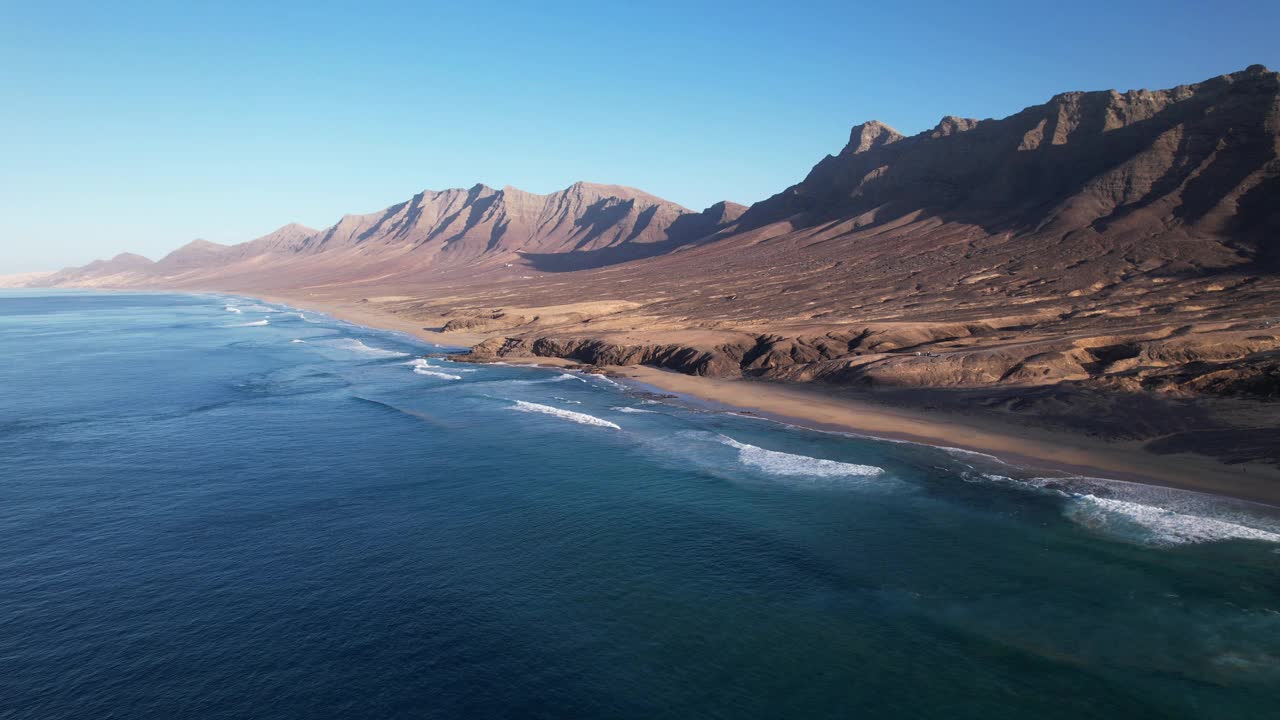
[244,292,491,349]
[226,289,1280,508]
[608,366,1280,507]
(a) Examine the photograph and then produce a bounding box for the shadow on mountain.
[520,237,704,272]
[521,204,737,271]
[734,66,1279,275]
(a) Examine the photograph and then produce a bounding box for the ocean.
[2,289,1279,719]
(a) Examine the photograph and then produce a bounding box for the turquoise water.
[2,289,1279,719]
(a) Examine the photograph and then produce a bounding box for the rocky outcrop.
[461,336,750,377]
[458,324,1280,400]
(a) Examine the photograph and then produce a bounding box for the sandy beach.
[242,290,1280,507]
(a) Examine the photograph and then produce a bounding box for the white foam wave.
[227,319,269,327]
[405,358,461,380]
[224,305,243,314]
[718,435,883,478]
[239,303,276,313]
[324,339,408,358]
[509,400,621,430]
[290,339,306,344]
[974,473,1280,547]
[414,367,461,380]
[937,446,1004,463]
[1064,495,1280,546]
[612,406,656,414]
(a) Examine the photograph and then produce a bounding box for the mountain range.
[44,65,1279,290]
[42,182,746,289]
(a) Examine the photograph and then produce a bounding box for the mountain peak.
[178,239,228,251]
[930,116,981,137]
[842,121,904,155]
[110,252,153,265]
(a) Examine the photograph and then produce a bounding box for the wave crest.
[1064,494,1280,546]
[718,435,883,478]
[974,473,1280,547]
[509,401,620,430]
[322,339,408,358]
[406,359,461,380]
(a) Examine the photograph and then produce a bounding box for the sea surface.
[3,289,1279,719]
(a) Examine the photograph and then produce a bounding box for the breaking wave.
[509,401,621,430]
[414,368,461,380]
[228,319,269,327]
[1064,495,1280,547]
[612,406,657,414]
[321,338,408,358]
[224,305,243,314]
[405,358,461,380]
[976,473,1280,546]
[718,435,883,478]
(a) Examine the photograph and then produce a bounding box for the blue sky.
[2,1,1277,272]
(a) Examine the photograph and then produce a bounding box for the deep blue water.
[2,290,1279,719]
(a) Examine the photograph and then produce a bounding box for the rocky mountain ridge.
[41,182,743,288]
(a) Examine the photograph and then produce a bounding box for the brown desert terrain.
[29,66,1280,500]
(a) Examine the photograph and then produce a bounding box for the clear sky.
[2,1,1277,272]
